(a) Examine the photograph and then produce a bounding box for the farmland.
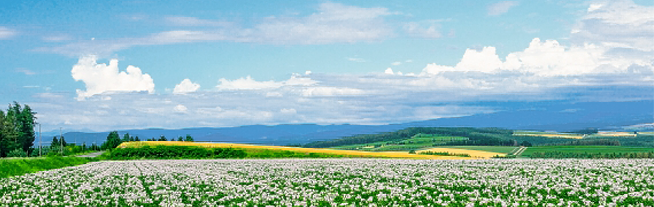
[521,146,654,158]
[116,141,471,160]
[2,159,654,206]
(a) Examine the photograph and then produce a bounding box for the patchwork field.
[2,159,654,206]
[118,141,472,159]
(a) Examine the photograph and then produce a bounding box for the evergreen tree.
[134,136,140,141]
[51,136,59,149]
[184,135,194,142]
[177,136,183,141]
[122,133,131,142]
[59,136,67,147]
[158,135,167,141]
[101,131,122,150]
[18,105,36,152]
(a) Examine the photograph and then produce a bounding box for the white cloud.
[266,92,283,97]
[173,78,201,94]
[216,76,284,90]
[38,2,393,57]
[385,68,394,75]
[217,74,316,90]
[0,27,17,39]
[42,34,72,42]
[253,2,392,44]
[173,104,188,113]
[420,37,650,77]
[71,56,155,100]
[347,57,366,62]
[15,68,36,75]
[165,16,232,27]
[487,1,519,16]
[302,87,365,97]
[280,108,297,114]
[391,61,402,66]
[572,0,654,52]
[403,22,441,39]
[455,47,503,73]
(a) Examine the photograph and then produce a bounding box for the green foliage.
[0,102,37,157]
[408,150,416,154]
[539,139,620,146]
[101,131,122,150]
[0,157,94,178]
[184,135,194,142]
[107,146,247,160]
[6,148,27,157]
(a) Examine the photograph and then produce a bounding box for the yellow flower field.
[118,141,489,159]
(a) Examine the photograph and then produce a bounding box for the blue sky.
[1,0,653,132]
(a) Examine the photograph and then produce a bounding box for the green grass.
[521,146,654,157]
[445,146,518,154]
[0,156,96,178]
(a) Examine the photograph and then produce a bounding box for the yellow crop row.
[118,141,490,159]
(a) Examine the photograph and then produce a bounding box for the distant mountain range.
[37,100,653,146]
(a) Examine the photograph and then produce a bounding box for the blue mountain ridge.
[42,100,653,146]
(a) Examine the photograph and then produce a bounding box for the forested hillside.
[303,127,517,148]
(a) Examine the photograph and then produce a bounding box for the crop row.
[1,159,654,206]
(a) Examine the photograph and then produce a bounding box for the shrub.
[7,149,28,157]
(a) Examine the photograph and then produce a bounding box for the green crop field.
[331,135,469,151]
[521,146,654,157]
[445,146,518,154]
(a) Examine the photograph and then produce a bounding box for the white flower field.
[1,159,654,206]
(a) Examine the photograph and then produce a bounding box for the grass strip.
[0,156,95,178]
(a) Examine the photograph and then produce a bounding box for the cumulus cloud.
[71,56,155,100]
[419,38,650,77]
[173,79,201,94]
[0,27,17,39]
[487,1,519,16]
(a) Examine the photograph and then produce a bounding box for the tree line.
[100,131,194,150]
[0,102,36,157]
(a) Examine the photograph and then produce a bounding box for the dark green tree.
[59,136,67,147]
[122,133,131,142]
[184,135,194,142]
[18,104,36,152]
[134,136,140,141]
[101,131,122,150]
[177,136,183,141]
[51,136,59,149]
[158,135,167,141]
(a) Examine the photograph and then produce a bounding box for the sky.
[1,0,653,132]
